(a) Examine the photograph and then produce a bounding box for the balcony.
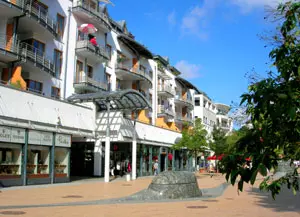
[19,42,56,78]
[174,95,194,109]
[157,69,171,80]
[0,34,19,63]
[17,1,58,40]
[115,62,152,85]
[175,112,183,122]
[157,84,175,98]
[74,73,108,93]
[0,0,25,18]
[75,40,109,63]
[157,105,175,118]
[72,0,110,33]
[182,116,193,123]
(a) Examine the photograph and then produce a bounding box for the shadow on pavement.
[248,186,300,212]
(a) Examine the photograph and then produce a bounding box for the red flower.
[260,137,264,143]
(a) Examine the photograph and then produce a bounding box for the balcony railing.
[73,0,110,31]
[19,42,56,77]
[25,1,58,37]
[75,73,108,91]
[175,112,183,121]
[115,62,152,84]
[76,40,109,60]
[0,34,19,54]
[158,85,175,96]
[157,105,175,117]
[175,95,193,107]
[182,116,193,123]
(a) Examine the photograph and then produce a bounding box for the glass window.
[57,14,65,38]
[27,145,50,178]
[106,44,112,60]
[0,144,22,177]
[26,80,43,94]
[55,147,69,178]
[195,98,200,106]
[51,86,60,99]
[87,65,93,78]
[76,60,83,82]
[54,49,62,78]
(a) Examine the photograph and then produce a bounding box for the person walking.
[153,159,159,176]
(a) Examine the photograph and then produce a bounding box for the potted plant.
[26,164,36,174]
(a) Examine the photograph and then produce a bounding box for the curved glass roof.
[67,89,152,112]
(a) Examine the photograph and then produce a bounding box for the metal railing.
[158,84,175,96]
[19,42,56,77]
[175,112,183,120]
[157,105,175,117]
[25,1,58,36]
[175,95,193,106]
[115,62,153,84]
[182,116,193,123]
[0,34,19,54]
[75,73,108,91]
[76,40,109,60]
[73,0,110,29]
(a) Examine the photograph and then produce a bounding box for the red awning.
[207,154,224,161]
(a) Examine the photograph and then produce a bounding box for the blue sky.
[107,0,283,106]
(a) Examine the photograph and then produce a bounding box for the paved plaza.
[0,174,299,217]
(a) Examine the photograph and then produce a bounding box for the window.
[51,86,60,99]
[57,14,65,38]
[139,65,146,73]
[54,49,62,78]
[195,98,200,106]
[87,65,93,78]
[106,44,112,60]
[26,80,43,94]
[76,60,83,82]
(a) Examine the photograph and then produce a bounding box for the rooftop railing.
[73,0,110,30]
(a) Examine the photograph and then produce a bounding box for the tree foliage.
[221,1,300,199]
[173,118,208,160]
[209,126,227,156]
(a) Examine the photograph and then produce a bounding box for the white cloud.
[175,60,202,79]
[180,0,217,39]
[229,0,289,12]
[167,10,176,27]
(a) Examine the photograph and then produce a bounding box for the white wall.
[0,85,94,133]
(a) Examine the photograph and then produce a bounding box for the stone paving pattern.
[0,173,299,217]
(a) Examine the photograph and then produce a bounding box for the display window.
[0,143,22,178]
[27,145,50,178]
[54,147,69,177]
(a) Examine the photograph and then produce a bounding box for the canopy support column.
[104,100,111,183]
[132,112,137,180]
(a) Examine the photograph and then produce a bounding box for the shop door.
[160,154,165,172]
[70,143,94,177]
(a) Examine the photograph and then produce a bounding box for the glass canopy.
[67,89,152,112]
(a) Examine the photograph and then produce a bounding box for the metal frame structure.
[67,89,151,182]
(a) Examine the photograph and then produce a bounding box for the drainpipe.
[63,7,72,99]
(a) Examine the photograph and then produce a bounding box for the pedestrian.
[153,159,159,176]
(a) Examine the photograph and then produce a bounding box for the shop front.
[0,125,71,187]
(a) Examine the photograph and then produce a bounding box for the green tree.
[173,118,208,170]
[209,126,227,172]
[221,1,300,199]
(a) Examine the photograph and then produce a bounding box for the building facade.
[0,0,232,186]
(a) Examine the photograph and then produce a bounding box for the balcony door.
[76,60,83,82]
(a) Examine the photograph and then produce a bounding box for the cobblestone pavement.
[0,174,299,217]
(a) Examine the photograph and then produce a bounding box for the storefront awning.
[67,89,152,112]
[117,34,153,59]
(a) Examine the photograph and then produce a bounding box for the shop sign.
[41,132,53,146]
[11,128,26,143]
[55,134,71,147]
[0,126,11,142]
[0,126,25,143]
[28,130,53,146]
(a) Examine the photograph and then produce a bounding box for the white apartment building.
[215,103,233,134]
[0,0,232,187]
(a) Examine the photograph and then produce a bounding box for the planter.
[55,164,67,174]
[26,164,36,174]
[37,164,48,174]
[0,164,20,175]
